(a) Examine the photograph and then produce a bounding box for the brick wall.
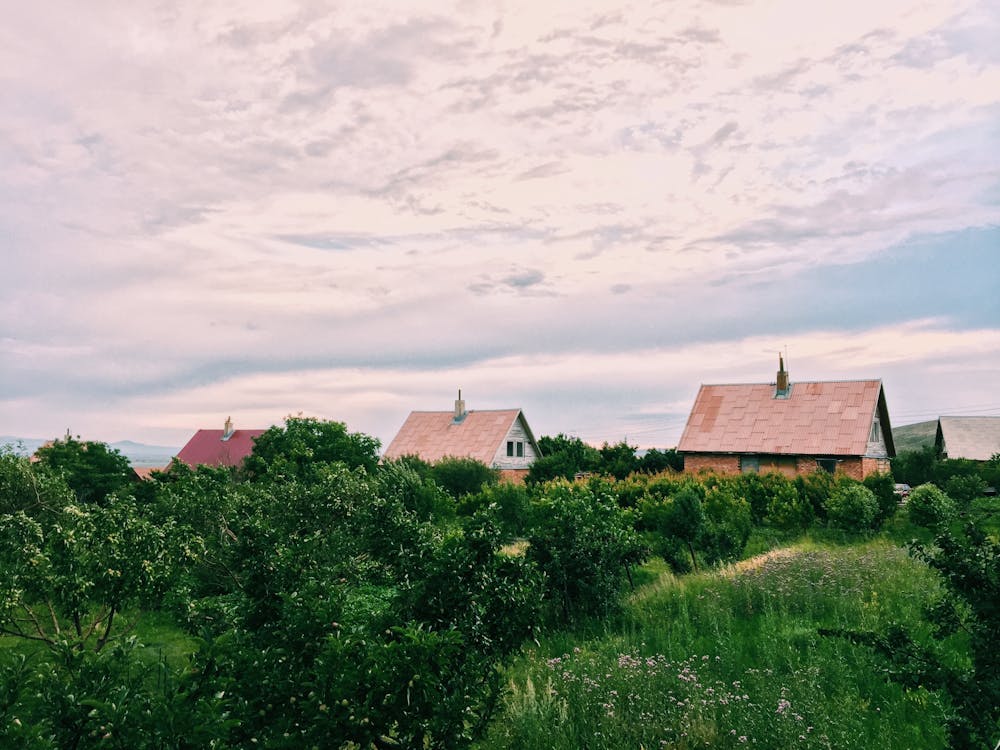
[683,454,740,475]
[683,453,887,480]
[498,468,529,485]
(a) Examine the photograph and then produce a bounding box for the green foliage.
[377,459,455,522]
[907,484,957,529]
[795,470,838,521]
[459,481,531,539]
[765,475,813,531]
[487,543,947,750]
[863,471,898,526]
[637,447,684,474]
[943,474,986,505]
[527,481,645,623]
[826,483,879,532]
[823,524,1000,749]
[527,434,602,485]
[700,480,752,566]
[0,496,190,652]
[428,455,499,498]
[0,448,74,515]
[243,415,380,479]
[33,437,134,506]
[891,446,939,486]
[598,441,639,480]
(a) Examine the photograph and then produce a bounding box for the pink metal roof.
[175,429,266,468]
[383,410,523,464]
[678,380,885,456]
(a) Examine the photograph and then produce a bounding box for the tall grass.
[479,540,948,749]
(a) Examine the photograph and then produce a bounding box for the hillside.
[892,420,936,453]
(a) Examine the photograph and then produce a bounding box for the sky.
[2,0,999,451]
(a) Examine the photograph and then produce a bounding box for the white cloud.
[1,0,998,446]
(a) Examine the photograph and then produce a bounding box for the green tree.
[243,415,381,479]
[33,436,134,506]
[0,496,190,651]
[598,440,639,480]
[637,447,683,474]
[526,434,601,484]
[429,456,499,498]
[527,481,645,622]
[863,471,898,526]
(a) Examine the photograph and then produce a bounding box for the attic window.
[869,418,881,443]
[507,441,524,457]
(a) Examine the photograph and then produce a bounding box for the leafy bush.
[826,483,879,532]
[906,483,956,529]
[863,472,898,526]
[795,470,838,521]
[527,481,645,622]
[458,481,531,538]
[430,456,499,498]
[943,474,986,506]
[766,477,813,530]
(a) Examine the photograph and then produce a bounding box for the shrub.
[430,456,499,498]
[906,483,956,529]
[795,470,838,521]
[943,474,986,506]
[766,477,813,530]
[527,481,646,622]
[459,481,531,538]
[826,483,879,532]
[863,472,898,526]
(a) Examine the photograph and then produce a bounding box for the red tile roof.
[383,410,526,464]
[678,380,886,456]
[175,429,266,468]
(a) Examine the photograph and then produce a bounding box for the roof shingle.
[678,380,884,456]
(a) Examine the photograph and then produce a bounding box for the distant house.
[677,357,894,480]
[935,416,1000,461]
[383,392,542,483]
[174,417,265,469]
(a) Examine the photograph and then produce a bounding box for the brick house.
[677,358,894,480]
[175,417,265,469]
[383,392,542,483]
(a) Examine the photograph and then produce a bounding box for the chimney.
[775,354,790,397]
[222,416,234,441]
[454,389,467,422]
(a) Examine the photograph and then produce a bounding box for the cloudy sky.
[2,0,999,450]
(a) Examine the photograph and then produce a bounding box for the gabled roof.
[678,379,893,457]
[175,429,266,468]
[383,409,537,464]
[936,416,1000,461]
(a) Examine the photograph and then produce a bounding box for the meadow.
[479,538,949,749]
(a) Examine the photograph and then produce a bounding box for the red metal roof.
[678,380,885,456]
[175,429,266,468]
[383,409,525,464]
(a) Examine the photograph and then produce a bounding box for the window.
[506,441,514,457]
[516,441,524,457]
[817,458,838,474]
[740,456,760,474]
[869,419,881,443]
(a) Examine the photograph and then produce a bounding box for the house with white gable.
[383,391,542,482]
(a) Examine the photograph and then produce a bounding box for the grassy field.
[478,539,950,750]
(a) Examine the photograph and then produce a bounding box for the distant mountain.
[891,420,937,453]
[0,437,179,468]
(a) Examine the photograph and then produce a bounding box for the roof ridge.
[699,378,881,387]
